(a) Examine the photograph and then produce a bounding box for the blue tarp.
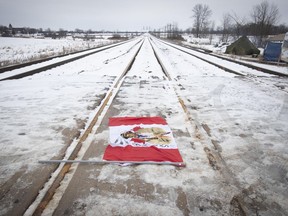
[264,42,282,61]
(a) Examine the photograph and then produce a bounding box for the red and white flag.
[103,116,183,162]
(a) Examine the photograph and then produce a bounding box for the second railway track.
[153,36,288,77]
[0,38,140,81]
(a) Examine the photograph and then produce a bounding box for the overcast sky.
[0,0,287,31]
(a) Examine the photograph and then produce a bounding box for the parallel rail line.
[155,37,288,77]
[0,39,137,81]
[208,52,288,77]
[0,44,110,74]
[149,37,247,213]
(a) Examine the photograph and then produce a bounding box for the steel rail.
[38,160,186,167]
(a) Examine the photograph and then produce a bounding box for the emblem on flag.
[103,116,183,163]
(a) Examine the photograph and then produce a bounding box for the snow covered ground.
[0,35,288,215]
[0,36,116,67]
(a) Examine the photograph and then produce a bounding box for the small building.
[263,33,288,63]
[263,41,282,61]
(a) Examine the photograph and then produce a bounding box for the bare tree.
[250,0,280,46]
[191,4,212,38]
[209,21,215,44]
[229,12,247,38]
[221,13,232,42]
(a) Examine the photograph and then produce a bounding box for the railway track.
[151,36,288,95]
[1,34,287,215]
[0,43,112,74]
[153,36,288,77]
[21,35,229,215]
[27,36,250,215]
[0,39,138,81]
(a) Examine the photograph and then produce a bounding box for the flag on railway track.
[103,116,183,163]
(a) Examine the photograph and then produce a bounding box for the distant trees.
[58,28,67,38]
[0,25,10,37]
[75,28,84,33]
[164,23,182,39]
[191,4,212,38]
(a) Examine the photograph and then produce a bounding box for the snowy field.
[0,36,116,67]
[0,35,288,215]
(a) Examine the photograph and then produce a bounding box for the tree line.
[189,1,288,47]
[0,25,114,37]
[151,1,287,47]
